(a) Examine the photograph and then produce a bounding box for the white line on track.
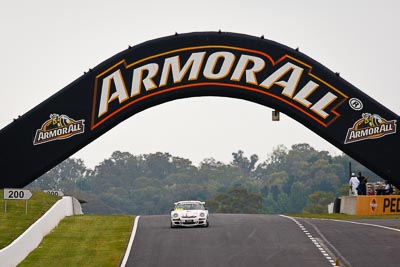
[120,215,141,267]
[284,216,400,267]
[280,215,337,266]
[319,218,400,232]
[302,219,351,267]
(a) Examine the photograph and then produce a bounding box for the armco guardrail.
[0,196,83,267]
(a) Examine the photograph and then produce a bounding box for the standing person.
[357,172,366,195]
[384,180,394,195]
[358,177,367,195]
[349,173,360,196]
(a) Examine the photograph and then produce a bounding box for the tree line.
[26,143,381,215]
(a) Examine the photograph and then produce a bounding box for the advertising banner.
[0,32,399,188]
[356,196,400,215]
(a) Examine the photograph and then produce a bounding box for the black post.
[349,162,352,177]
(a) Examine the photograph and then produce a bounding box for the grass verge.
[18,215,134,267]
[0,191,61,249]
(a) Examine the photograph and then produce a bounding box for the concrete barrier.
[340,196,357,215]
[0,196,83,267]
[328,202,334,214]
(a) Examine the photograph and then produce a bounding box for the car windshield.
[175,203,205,210]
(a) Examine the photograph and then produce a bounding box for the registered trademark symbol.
[349,98,363,110]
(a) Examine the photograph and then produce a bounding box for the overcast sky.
[1,0,399,168]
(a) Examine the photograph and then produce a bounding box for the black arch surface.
[0,32,399,188]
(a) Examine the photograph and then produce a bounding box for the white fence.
[0,196,82,267]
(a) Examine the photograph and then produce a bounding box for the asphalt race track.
[124,214,400,267]
[296,217,400,267]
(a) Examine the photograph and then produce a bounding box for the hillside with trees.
[26,143,381,215]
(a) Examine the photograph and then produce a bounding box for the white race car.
[170,200,209,228]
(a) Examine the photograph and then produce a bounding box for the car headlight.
[173,213,179,218]
[199,212,205,217]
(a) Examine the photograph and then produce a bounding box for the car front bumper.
[171,217,208,227]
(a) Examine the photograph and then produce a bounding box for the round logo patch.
[370,198,377,212]
[349,98,363,111]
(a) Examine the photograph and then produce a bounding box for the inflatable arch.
[0,32,399,188]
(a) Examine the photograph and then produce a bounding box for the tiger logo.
[45,114,76,129]
[361,113,384,128]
